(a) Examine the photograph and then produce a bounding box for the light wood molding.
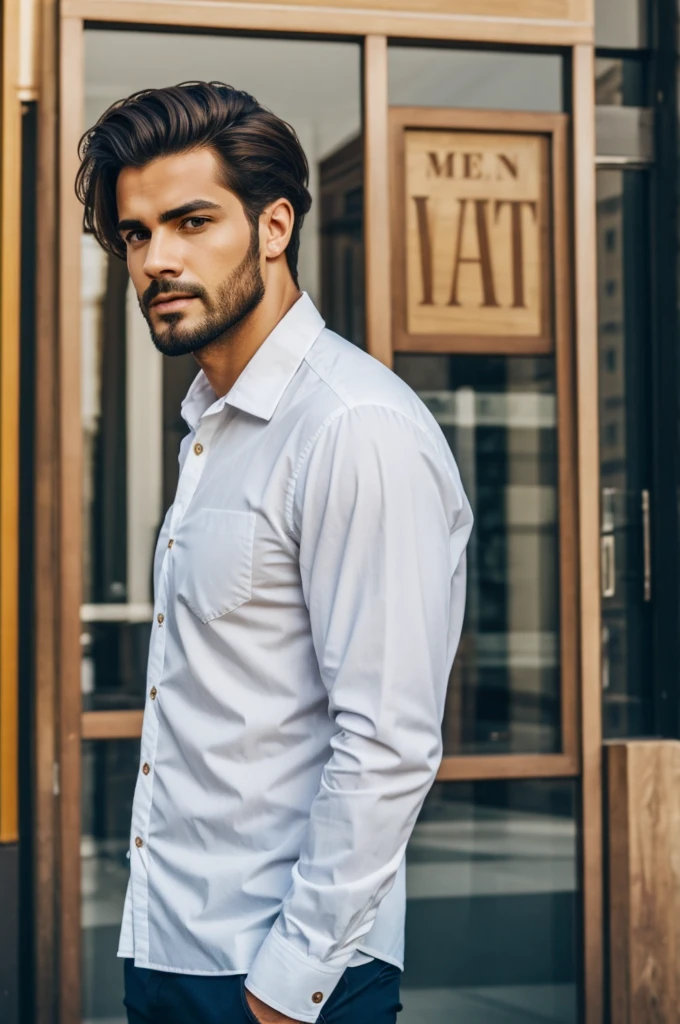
[363,36,391,367]
[82,710,144,739]
[1,0,24,846]
[607,741,680,1023]
[58,15,85,1023]
[76,713,580,783]
[438,753,577,782]
[572,43,603,1024]
[33,3,60,1021]
[552,113,579,766]
[60,0,593,44]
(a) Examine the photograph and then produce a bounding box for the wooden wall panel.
[608,741,680,1024]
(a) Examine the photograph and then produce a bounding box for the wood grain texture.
[82,710,144,739]
[129,0,582,15]
[572,44,604,1024]
[0,0,23,845]
[437,753,577,781]
[607,742,680,1024]
[60,0,594,45]
[551,114,579,765]
[58,16,85,1024]
[33,1,60,1019]
[363,37,392,367]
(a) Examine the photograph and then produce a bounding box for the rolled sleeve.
[245,403,472,1021]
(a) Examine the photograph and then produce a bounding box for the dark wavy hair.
[75,81,312,285]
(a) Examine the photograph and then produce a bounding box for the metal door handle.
[642,489,651,602]
[601,534,616,599]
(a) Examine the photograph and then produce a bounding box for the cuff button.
[312,993,323,1004]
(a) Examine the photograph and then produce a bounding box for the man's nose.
[143,230,183,278]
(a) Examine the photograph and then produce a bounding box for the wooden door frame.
[36,9,602,1024]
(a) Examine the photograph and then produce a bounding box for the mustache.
[142,279,208,312]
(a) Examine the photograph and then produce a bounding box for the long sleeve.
[245,403,472,1022]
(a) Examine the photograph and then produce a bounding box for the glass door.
[593,41,658,738]
[76,28,364,1023]
[55,23,600,1024]
[386,45,582,1024]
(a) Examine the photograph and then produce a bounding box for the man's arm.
[245,404,473,1023]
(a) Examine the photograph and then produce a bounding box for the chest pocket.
[175,508,256,624]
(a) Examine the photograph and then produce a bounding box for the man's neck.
[195,279,301,399]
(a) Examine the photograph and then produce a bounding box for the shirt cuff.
[245,924,347,1023]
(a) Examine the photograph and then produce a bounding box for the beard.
[139,231,265,358]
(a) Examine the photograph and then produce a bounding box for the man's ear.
[261,198,295,260]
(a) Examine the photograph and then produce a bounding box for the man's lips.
[149,294,198,313]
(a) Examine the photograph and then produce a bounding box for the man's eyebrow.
[117,199,223,234]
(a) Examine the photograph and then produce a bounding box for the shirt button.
[157,613,164,625]
[142,763,150,776]
[149,687,157,700]
[194,442,204,456]
[168,538,174,549]
[312,993,323,1004]
[135,836,144,848]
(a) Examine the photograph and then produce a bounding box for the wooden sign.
[390,108,566,354]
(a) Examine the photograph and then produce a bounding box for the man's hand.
[244,987,304,1024]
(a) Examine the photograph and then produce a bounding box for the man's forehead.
[116,149,227,211]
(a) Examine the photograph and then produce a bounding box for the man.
[76,82,472,1024]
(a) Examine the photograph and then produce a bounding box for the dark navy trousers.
[124,957,402,1024]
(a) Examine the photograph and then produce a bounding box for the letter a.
[449,199,499,308]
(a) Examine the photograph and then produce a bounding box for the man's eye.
[126,230,148,244]
[184,217,209,229]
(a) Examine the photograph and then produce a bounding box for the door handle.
[601,533,616,599]
[642,489,651,602]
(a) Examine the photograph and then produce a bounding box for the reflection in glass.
[402,779,578,1024]
[395,355,560,755]
[597,170,653,738]
[595,57,647,106]
[81,739,139,1024]
[388,46,563,112]
[81,30,363,711]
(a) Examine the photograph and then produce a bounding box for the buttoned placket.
[129,402,226,963]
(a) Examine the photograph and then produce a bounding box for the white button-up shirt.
[118,293,472,1022]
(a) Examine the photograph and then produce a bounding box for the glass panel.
[595,56,648,106]
[388,46,563,112]
[81,30,363,710]
[402,779,579,1024]
[595,0,648,49]
[597,170,654,738]
[82,739,139,1024]
[395,355,560,755]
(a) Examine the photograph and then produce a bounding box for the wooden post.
[607,741,680,1023]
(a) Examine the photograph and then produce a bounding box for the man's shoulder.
[303,328,431,429]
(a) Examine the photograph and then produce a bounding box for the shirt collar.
[181,293,325,430]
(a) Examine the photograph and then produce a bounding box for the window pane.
[388,46,563,112]
[597,170,653,738]
[595,56,647,106]
[81,30,363,711]
[82,739,139,1023]
[395,355,560,755]
[402,779,579,1024]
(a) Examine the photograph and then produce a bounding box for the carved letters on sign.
[404,129,548,341]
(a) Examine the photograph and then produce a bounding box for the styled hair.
[75,81,312,284]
